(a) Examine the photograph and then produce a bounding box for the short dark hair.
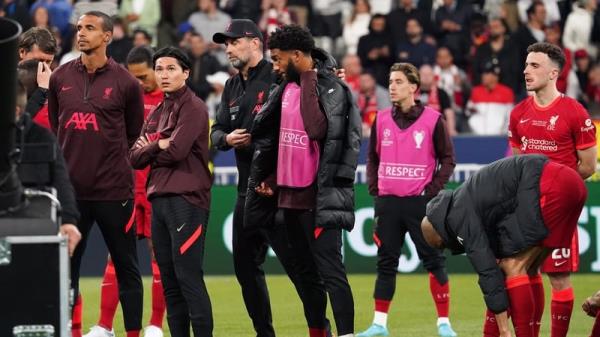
[17,59,40,98]
[133,28,152,43]
[268,24,315,53]
[390,62,420,88]
[527,42,566,71]
[153,46,191,71]
[18,27,57,55]
[526,1,544,20]
[82,11,114,32]
[126,45,154,67]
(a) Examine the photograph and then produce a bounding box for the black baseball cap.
[213,19,263,44]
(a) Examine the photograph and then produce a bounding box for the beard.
[285,61,301,83]
[230,56,248,70]
[406,32,419,40]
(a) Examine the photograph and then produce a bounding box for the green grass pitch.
[79,274,599,336]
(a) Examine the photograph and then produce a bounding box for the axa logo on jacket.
[65,112,99,131]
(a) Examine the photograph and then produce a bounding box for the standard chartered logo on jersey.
[219,206,600,273]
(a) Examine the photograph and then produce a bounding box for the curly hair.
[268,25,315,53]
[527,42,566,71]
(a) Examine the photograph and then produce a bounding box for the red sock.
[506,275,534,337]
[483,308,500,337]
[72,294,83,337]
[551,287,574,337]
[98,260,119,330]
[375,298,391,313]
[429,273,450,317]
[126,331,140,337]
[149,259,166,328]
[309,328,327,337]
[529,274,544,337]
[591,310,600,337]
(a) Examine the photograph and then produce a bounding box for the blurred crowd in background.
[3,0,600,138]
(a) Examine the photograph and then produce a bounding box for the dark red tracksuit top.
[129,85,212,210]
[48,57,144,200]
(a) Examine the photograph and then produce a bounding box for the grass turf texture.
[80,274,598,337]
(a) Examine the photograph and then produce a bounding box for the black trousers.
[281,208,355,335]
[233,196,328,336]
[71,200,143,331]
[151,196,212,337]
[373,195,447,300]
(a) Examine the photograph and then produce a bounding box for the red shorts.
[538,161,587,272]
[135,193,152,239]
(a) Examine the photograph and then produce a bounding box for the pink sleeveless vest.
[376,106,440,197]
[277,82,321,188]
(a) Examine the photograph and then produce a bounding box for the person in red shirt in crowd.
[465,62,514,135]
[48,11,145,337]
[506,42,597,337]
[81,46,167,337]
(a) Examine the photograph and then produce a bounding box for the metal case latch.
[0,238,11,265]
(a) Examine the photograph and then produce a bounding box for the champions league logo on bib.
[413,130,425,149]
[382,128,393,147]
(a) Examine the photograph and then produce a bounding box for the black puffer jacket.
[244,48,362,230]
[426,154,549,314]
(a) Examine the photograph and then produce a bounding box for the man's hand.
[255,181,274,197]
[226,129,251,148]
[583,290,600,317]
[158,138,171,150]
[134,135,150,149]
[37,61,52,89]
[59,224,81,257]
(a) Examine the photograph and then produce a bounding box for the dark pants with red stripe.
[281,208,355,335]
[151,195,212,337]
[374,195,447,300]
[70,200,143,332]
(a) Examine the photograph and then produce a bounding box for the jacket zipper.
[83,72,93,103]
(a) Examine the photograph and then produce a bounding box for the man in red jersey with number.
[505,42,597,337]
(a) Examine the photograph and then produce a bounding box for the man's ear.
[18,48,27,60]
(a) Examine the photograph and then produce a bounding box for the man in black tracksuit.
[211,20,331,337]
[246,25,361,337]
[15,77,81,255]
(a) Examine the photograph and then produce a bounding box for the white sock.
[339,334,354,337]
[437,317,450,326]
[373,311,388,327]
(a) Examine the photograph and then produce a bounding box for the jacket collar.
[164,85,188,100]
[75,56,115,74]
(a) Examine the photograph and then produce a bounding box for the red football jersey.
[135,88,164,194]
[509,95,596,171]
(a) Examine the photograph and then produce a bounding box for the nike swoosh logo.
[101,282,113,286]
[153,279,161,284]
[519,119,530,124]
[61,86,73,91]
[554,261,567,267]
[177,223,186,232]
[121,200,128,207]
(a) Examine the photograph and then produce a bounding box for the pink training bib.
[277,82,321,188]
[376,106,440,196]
